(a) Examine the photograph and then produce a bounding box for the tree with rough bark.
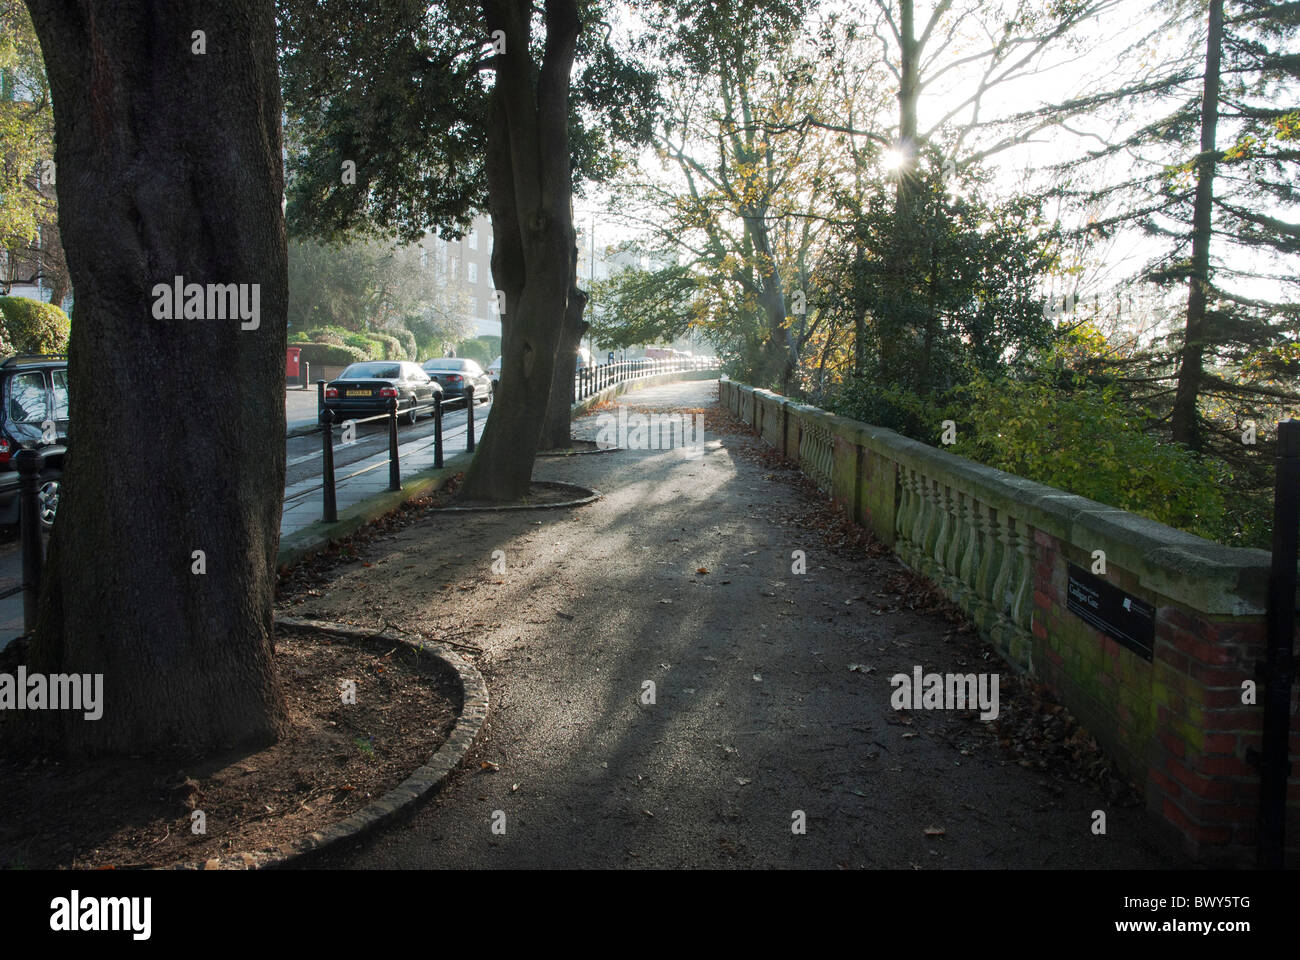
[277,0,658,493]
[613,0,830,389]
[854,0,1131,392]
[16,0,289,757]
[1059,0,1299,455]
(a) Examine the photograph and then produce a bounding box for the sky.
[577,0,1294,342]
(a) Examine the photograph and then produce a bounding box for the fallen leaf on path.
[923,826,946,837]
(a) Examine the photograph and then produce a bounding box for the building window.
[468,230,479,250]
[468,262,478,284]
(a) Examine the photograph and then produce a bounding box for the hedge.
[371,332,406,361]
[388,326,417,359]
[295,342,369,368]
[0,296,69,354]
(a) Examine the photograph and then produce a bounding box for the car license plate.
[346,389,371,397]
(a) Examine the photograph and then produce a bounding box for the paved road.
[286,380,1175,869]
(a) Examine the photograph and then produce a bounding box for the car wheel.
[38,473,60,530]
[405,397,419,425]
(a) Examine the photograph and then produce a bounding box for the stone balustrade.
[720,378,1298,866]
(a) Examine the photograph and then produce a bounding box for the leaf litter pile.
[709,400,1140,807]
[0,626,459,869]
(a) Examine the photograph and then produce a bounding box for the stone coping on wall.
[725,381,1277,618]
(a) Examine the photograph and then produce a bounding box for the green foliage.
[959,375,1230,541]
[295,342,369,368]
[451,336,501,366]
[288,238,470,361]
[827,378,954,447]
[290,323,409,361]
[387,326,417,359]
[0,2,53,252]
[821,150,1060,397]
[587,263,697,349]
[0,295,67,353]
[278,0,660,243]
[369,331,406,361]
[828,369,1243,544]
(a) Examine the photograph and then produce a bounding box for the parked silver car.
[422,357,493,406]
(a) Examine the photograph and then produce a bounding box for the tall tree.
[0,0,68,303]
[861,0,1127,391]
[278,0,657,495]
[466,0,582,494]
[1170,0,1226,447]
[1062,0,1300,454]
[22,0,289,756]
[619,0,825,389]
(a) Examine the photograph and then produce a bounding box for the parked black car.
[0,354,69,529]
[324,361,442,426]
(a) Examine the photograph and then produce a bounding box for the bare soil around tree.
[0,626,458,869]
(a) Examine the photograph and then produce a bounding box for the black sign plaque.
[1065,563,1155,661]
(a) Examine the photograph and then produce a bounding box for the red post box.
[286,346,302,381]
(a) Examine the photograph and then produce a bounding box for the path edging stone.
[173,617,489,870]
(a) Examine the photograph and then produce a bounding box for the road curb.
[276,451,474,570]
[285,422,321,440]
[175,617,489,870]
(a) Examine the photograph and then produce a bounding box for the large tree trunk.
[1170,0,1223,452]
[23,0,289,757]
[460,0,581,501]
[879,0,922,385]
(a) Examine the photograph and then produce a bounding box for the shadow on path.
[280,380,1176,869]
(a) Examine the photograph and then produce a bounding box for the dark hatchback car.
[421,357,492,407]
[0,355,69,529]
[324,361,441,426]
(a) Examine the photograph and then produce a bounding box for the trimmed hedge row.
[0,296,68,354]
[290,324,414,362]
[294,342,369,367]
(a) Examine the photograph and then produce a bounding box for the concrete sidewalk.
[283,380,1176,869]
[280,414,477,541]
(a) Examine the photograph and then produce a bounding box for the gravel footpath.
[288,380,1176,869]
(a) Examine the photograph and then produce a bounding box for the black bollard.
[321,407,337,523]
[388,397,401,492]
[434,395,444,469]
[466,384,476,452]
[16,447,42,634]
